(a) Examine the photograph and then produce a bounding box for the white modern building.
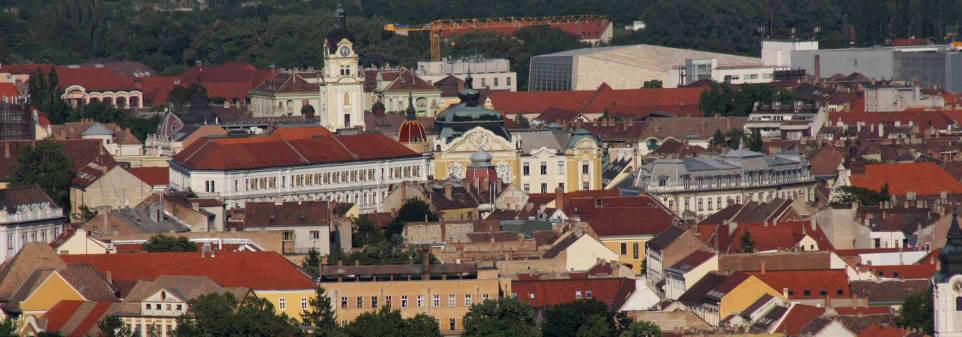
[666,59,788,88]
[0,185,67,261]
[416,58,517,92]
[168,128,429,212]
[761,39,819,67]
[630,149,817,219]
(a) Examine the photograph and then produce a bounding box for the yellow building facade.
[254,289,317,320]
[718,275,784,319]
[319,266,500,335]
[600,235,654,275]
[17,272,86,317]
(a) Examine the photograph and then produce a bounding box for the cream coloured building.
[69,164,153,219]
[319,263,500,335]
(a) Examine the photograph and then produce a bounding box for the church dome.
[399,120,427,144]
[434,75,510,143]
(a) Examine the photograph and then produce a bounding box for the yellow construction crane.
[385,15,609,61]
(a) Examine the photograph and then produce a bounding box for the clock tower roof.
[326,3,355,53]
[937,208,962,283]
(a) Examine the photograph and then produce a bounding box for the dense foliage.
[8,139,73,208]
[462,298,541,337]
[341,307,441,337]
[831,185,891,207]
[543,299,632,337]
[3,0,959,87]
[143,234,198,252]
[699,82,794,117]
[302,287,339,337]
[174,293,302,337]
[896,287,934,336]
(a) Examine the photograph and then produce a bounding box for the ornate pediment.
[443,127,514,153]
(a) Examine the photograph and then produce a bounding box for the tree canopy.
[462,298,541,337]
[896,287,934,336]
[341,307,441,337]
[8,139,73,209]
[174,293,301,337]
[143,234,197,252]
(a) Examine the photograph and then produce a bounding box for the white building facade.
[417,58,517,92]
[0,185,67,261]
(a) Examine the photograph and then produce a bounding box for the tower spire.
[405,92,417,120]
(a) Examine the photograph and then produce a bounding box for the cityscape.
[0,0,960,336]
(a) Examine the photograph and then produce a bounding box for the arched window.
[343,93,350,106]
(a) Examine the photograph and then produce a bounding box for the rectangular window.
[586,290,593,299]
[523,184,530,192]
[582,182,589,190]
[523,163,530,176]
[386,296,392,308]
[620,243,627,255]
[301,298,308,310]
[371,296,378,308]
[417,295,424,308]
[402,296,409,308]
[432,294,440,307]
[558,183,564,192]
[494,77,499,87]
[464,294,473,307]
[6,234,12,249]
[582,163,589,175]
[279,298,286,310]
[356,296,363,309]
[557,161,564,175]
[450,318,457,331]
[448,294,456,307]
[874,238,881,248]
[540,162,547,175]
[633,243,639,259]
[482,294,490,301]
[310,231,320,240]
[540,183,548,193]
[575,290,583,299]
[341,297,348,309]
[507,77,512,86]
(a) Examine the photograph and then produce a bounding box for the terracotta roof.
[640,116,748,140]
[0,243,66,301]
[850,162,962,196]
[0,139,114,183]
[383,69,436,92]
[252,72,321,93]
[772,304,825,336]
[849,279,931,304]
[127,167,169,187]
[54,67,138,92]
[835,306,892,316]
[61,251,314,290]
[856,324,912,337]
[863,264,936,280]
[749,269,850,299]
[178,62,273,100]
[438,20,611,41]
[0,63,54,75]
[173,129,418,170]
[141,76,180,106]
[722,221,833,253]
[677,272,727,305]
[588,207,675,237]
[50,121,141,145]
[42,300,115,337]
[487,84,706,116]
[511,277,634,309]
[667,250,715,273]
[242,201,331,228]
[0,83,20,99]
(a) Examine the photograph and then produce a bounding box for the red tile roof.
[0,83,20,99]
[0,63,54,75]
[68,301,113,337]
[127,167,169,187]
[772,304,825,336]
[178,62,274,100]
[60,251,313,290]
[835,306,892,316]
[173,129,418,170]
[588,207,676,237]
[439,20,611,41]
[384,69,436,92]
[863,263,937,280]
[55,67,139,92]
[850,163,962,196]
[487,83,706,116]
[856,324,911,337]
[721,221,833,253]
[511,277,634,309]
[141,76,180,107]
[43,300,86,333]
[749,270,850,299]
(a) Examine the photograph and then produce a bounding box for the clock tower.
[321,3,364,130]
[935,209,962,337]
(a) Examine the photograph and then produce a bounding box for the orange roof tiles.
[835,306,892,316]
[43,300,86,333]
[863,263,937,280]
[173,129,418,170]
[588,207,676,237]
[511,277,634,309]
[487,84,706,116]
[856,324,911,337]
[0,83,20,99]
[850,162,962,196]
[127,167,169,187]
[61,251,313,290]
[773,304,825,336]
[749,270,850,299]
[68,301,113,337]
[55,67,138,91]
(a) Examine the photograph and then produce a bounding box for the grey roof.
[646,225,685,251]
[81,122,114,136]
[113,206,191,233]
[534,44,762,73]
[635,149,811,191]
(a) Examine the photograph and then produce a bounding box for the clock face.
[339,46,351,57]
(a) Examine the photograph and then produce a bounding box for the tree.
[619,321,662,337]
[515,113,530,129]
[387,198,437,236]
[98,315,134,337]
[710,129,726,149]
[8,139,73,208]
[463,298,541,337]
[740,231,755,253]
[746,129,763,152]
[143,234,197,252]
[302,286,337,335]
[0,319,16,337]
[302,248,322,280]
[575,315,609,337]
[642,80,662,88]
[896,287,933,335]
[341,307,440,337]
[543,300,608,337]
[352,215,385,248]
[175,293,301,337]
[725,128,744,150]
[830,186,890,207]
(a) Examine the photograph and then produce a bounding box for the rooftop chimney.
[444,183,453,200]
[555,187,565,211]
